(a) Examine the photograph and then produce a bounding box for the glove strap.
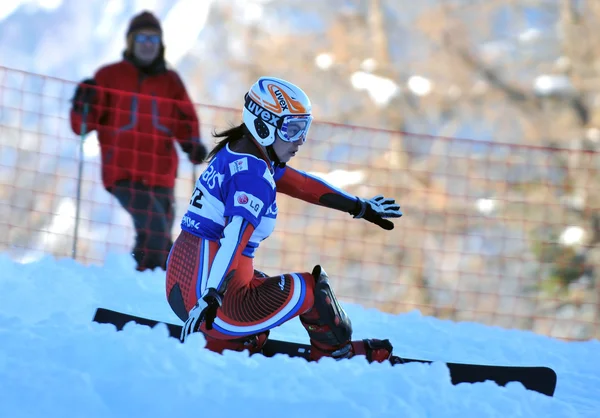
[203,288,223,306]
[351,198,367,219]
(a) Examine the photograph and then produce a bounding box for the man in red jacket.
[69,11,207,272]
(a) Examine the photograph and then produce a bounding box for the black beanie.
[126,11,162,37]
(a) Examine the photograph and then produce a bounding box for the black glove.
[188,142,208,164]
[351,195,403,230]
[180,288,223,341]
[71,78,97,113]
[181,140,207,165]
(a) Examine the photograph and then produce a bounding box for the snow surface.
[0,252,598,418]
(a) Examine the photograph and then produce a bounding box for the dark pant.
[108,180,175,271]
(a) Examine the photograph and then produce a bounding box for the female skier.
[165,76,403,362]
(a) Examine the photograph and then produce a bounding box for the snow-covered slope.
[0,253,597,417]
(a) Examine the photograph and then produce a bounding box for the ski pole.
[72,102,89,260]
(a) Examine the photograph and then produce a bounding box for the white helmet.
[242,76,313,147]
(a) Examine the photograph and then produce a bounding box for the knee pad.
[301,265,352,347]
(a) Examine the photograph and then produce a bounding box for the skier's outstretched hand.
[351,195,403,230]
[180,288,223,342]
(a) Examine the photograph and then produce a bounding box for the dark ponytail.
[206,123,247,162]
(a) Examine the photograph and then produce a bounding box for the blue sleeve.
[273,165,287,182]
[223,174,274,228]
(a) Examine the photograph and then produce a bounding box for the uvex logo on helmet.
[245,95,280,127]
[252,79,308,115]
[263,84,308,115]
[273,88,288,111]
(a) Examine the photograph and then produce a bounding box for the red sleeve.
[170,71,203,154]
[69,67,109,137]
[275,165,359,213]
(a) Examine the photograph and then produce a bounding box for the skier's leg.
[199,266,317,354]
[108,180,147,268]
[166,234,392,361]
[109,181,171,271]
[153,185,175,261]
[134,186,172,270]
[165,231,204,322]
[299,265,394,363]
[201,264,393,362]
[164,231,299,354]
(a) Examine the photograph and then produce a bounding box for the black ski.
[92,307,557,397]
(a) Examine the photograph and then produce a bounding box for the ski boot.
[300,265,393,363]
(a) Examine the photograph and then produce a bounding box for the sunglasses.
[134,33,161,44]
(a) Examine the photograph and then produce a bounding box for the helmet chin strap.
[267,145,286,168]
[247,134,286,169]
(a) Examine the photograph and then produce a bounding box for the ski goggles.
[134,33,161,44]
[277,114,313,143]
